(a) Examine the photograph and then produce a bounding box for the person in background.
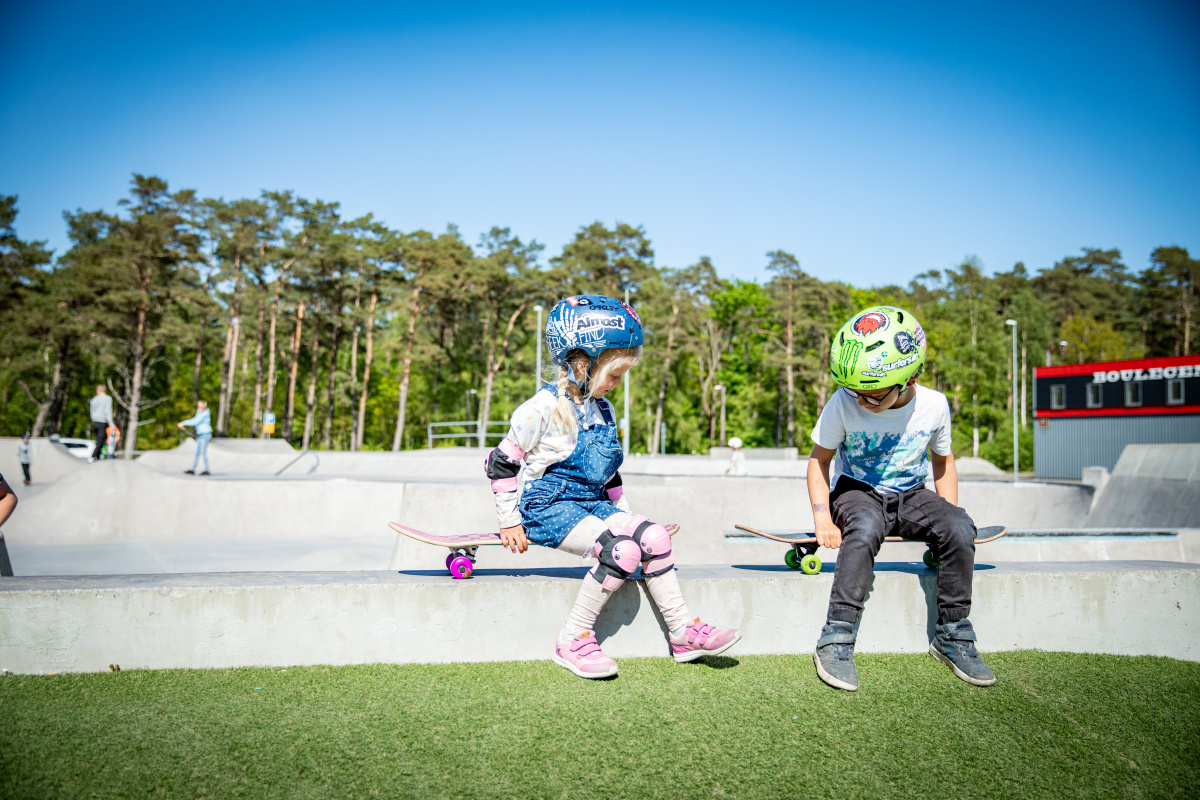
[16,432,32,485]
[724,437,747,477]
[89,385,114,462]
[0,472,16,576]
[177,400,212,475]
[104,424,121,459]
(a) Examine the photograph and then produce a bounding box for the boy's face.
[845,380,912,413]
[591,365,630,399]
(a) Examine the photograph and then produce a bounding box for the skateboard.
[732,524,1008,574]
[389,522,682,579]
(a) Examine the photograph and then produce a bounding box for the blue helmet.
[545,294,644,366]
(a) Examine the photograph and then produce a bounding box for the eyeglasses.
[843,385,898,407]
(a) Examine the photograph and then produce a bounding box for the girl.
[177,400,212,475]
[486,295,740,679]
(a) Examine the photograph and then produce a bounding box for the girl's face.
[589,364,630,399]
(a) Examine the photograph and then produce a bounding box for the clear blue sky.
[2,1,1198,286]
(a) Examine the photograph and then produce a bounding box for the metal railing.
[427,421,507,449]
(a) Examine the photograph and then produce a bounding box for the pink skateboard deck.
[389,521,681,579]
[733,523,1007,573]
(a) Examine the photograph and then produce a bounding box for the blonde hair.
[549,347,642,435]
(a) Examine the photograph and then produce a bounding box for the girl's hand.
[500,525,528,554]
[176,422,184,429]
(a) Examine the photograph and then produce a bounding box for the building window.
[1086,383,1103,408]
[1050,384,1066,409]
[1125,381,1142,407]
[1168,378,1185,405]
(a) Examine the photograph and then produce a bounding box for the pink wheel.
[448,555,474,580]
[445,552,457,572]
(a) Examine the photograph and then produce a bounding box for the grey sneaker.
[930,619,996,686]
[813,621,859,691]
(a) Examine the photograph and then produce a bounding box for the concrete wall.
[1,561,1196,674]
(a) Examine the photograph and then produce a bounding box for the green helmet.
[829,305,926,391]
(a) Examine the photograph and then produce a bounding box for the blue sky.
[2,1,1198,286]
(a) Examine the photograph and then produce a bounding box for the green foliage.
[2,653,1198,799]
[1,176,1194,470]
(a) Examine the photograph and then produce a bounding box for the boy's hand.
[500,525,528,554]
[814,514,842,549]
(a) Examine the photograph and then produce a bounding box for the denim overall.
[519,388,624,548]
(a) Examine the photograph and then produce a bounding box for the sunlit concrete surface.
[0,561,1196,674]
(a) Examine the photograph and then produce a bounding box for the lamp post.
[1006,319,1018,481]
[533,304,544,393]
[622,288,631,455]
[715,384,726,446]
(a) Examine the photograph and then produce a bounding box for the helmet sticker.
[566,296,580,306]
[852,311,889,336]
[879,353,919,374]
[621,301,640,324]
[894,331,916,355]
[866,350,888,371]
[837,339,862,371]
[914,322,926,347]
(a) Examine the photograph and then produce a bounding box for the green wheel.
[784,549,801,570]
[923,549,939,569]
[800,554,822,575]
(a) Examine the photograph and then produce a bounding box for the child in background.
[724,437,747,476]
[177,400,212,475]
[808,305,995,691]
[104,425,121,459]
[16,433,32,485]
[487,295,740,679]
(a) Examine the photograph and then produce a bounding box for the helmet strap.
[566,355,596,398]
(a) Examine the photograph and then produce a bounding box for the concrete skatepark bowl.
[0,440,1197,672]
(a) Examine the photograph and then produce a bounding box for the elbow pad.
[485,440,525,493]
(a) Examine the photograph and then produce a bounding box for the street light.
[715,384,727,446]
[1006,319,1018,481]
[533,304,544,393]
[622,288,631,455]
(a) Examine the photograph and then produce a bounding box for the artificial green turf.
[2,652,1197,799]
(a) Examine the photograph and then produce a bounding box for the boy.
[17,432,32,485]
[807,305,995,691]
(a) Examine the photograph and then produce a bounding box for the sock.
[643,568,691,634]
[563,576,614,637]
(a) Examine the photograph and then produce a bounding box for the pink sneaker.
[670,618,741,662]
[553,631,619,679]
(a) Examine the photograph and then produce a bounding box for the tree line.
[2,175,1197,468]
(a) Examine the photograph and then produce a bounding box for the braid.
[549,364,582,436]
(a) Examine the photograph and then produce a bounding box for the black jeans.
[93,421,108,459]
[21,464,30,483]
[826,477,977,625]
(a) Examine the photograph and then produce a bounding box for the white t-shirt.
[492,388,630,529]
[810,384,952,493]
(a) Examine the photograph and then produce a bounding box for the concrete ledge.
[1,561,1196,673]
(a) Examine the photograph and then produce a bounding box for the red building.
[1033,355,1200,479]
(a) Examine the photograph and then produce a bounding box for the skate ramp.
[0,437,84,487]
[1085,444,1200,528]
[136,439,299,475]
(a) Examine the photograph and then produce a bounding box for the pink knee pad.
[588,533,641,591]
[633,521,675,577]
